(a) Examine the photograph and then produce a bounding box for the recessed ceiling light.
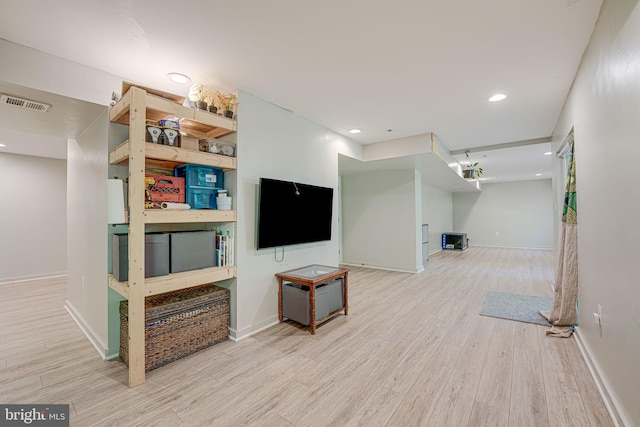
[488,93,507,102]
[349,128,362,134]
[544,151,552,156]
[0,143,6,147]
[167,73,191,84]
[536,173,542,176]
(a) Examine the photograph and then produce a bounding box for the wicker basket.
[119,283,229,372]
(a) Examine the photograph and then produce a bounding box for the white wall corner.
[64,300,111,360]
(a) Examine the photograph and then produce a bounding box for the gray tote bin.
[282,278,344,325]
[112,233,170,281]
[169,231,216,273]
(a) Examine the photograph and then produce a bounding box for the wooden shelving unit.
[109,86,237,387]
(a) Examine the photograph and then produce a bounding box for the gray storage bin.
[282,278,344,326]
[170,231,215,273]
[112,233,170,281]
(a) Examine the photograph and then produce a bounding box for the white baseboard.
[229,317,280,342]
[0,272,67,285]
[574,327,631,427]
[469,244,554,251]
[64,300,111,360]
[340,262,421,274]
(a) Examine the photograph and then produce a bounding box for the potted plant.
[221,92,237,119]
[188,82,210,110]
[206,91,217,114]
[211,90,225,115]
[463,162,483,179]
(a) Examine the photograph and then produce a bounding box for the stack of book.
[215,232,234,267]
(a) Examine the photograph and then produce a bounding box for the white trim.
[469,244,554,251]
[0,273,67,285]
[340,262,423,274]
[574,327,631,427]
[229,317,280,342]
[104,352,120,361]
[64,300,111,360]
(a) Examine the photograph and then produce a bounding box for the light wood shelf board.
[109,140,130,165]
[121,81,185,104]
[108,274,129,299]
[144,266,236,296]
[109,91,236,140]
[108,90,132,123]
[108,267,235,299]
[109,141,236,170]
[145,143,236,169]
[144,209,236,224]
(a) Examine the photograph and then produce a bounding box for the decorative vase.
[196,101,207,110]
[208,105,218,114]
[224,109,234,119]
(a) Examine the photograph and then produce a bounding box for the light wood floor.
[0,247,613,426]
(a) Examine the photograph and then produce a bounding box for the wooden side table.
[275,265,349,334]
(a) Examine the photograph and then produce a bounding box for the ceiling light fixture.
[536,173,542,176]
[167,73,192,84]
[349,129,362,134]
[544,151,552,155]
[0,143,5,147]
[488,93,507,102]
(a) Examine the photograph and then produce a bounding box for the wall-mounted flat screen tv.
[257,178,334,249]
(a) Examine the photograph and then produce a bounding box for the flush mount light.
[167,73,191,84]
[544,151,552,156]
[0,143,5,147]
[349,128,362,134]
[488,93,507,102]
[536,173,542,176]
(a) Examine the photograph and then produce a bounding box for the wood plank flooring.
[0,247,613,426]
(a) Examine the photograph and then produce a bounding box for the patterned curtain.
[541,129,577,337]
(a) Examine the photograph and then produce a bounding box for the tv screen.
[257,178,334,249]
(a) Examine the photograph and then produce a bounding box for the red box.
[145,174,185,208]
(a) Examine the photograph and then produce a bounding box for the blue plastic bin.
[174,164,223,189]
[174,164,224,209]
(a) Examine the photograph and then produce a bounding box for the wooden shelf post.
[127,86,147,387]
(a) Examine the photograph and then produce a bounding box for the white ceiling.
[0,0,601,181]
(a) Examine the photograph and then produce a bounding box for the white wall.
[233,91,360,339]
[0,153,67,282]
[66,109,124,358]
[422,184,453,255]
[341,169,422,272]
[552,1,640,425]
[452,180,554,249]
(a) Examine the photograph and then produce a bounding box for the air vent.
[0,94,51,112]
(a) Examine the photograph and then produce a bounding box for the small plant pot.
[224,109,234,119]
[208,105,218,114]
[195,101,207,110]
[463,169,474,179]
